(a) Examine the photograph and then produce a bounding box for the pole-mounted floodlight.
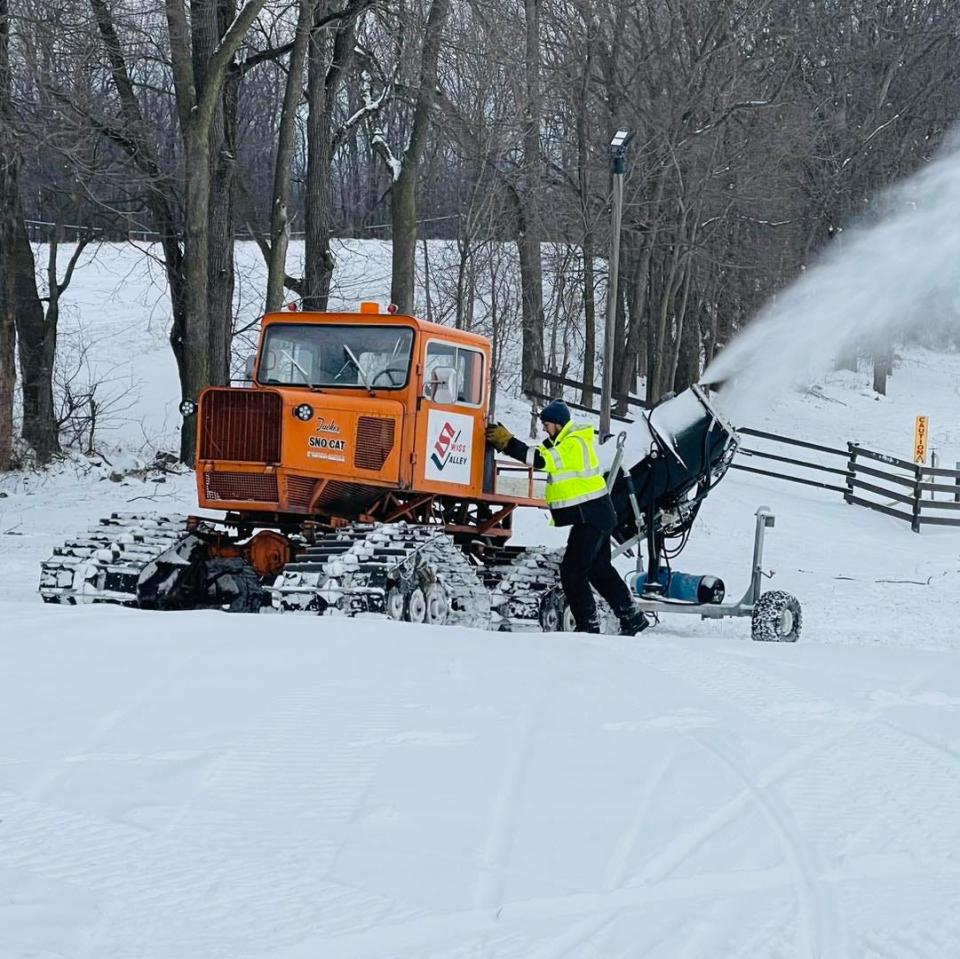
[600,129,635,438]
[608,129,635,173]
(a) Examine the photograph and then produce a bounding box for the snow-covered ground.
[2,242,960,957]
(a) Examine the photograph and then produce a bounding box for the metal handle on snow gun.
[606,431,628,491]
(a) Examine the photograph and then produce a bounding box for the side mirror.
[426,366,459,405]
[244,354,256,382]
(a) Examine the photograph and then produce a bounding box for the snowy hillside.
[2,242,960,957]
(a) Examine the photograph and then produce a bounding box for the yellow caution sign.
[914,415,929,465]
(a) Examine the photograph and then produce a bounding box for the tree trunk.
[389,0,450,313]
[390,166,418,314]
[207,69,237,387]
[304,22,335,310]
[16,220,56,461]
[519,0,543,396]
[196,0,238,387]
[266,0,312,312]
[165,0,268,462]
[180,123,214,462]
[576,38,595,408]
[672,295,701,396]
[304,10,359,310]
[872,346,892,395]
[580,236,596,407]
[0,0,16,469]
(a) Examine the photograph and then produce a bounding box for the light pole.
[600,129,634,439]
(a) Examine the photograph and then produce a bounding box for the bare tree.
[17,230,93,461]
[0,0,16,470]
[302,0,376,309]
[264,0,312,312]
[165,0,268,461]
[371,0,450,314]
[516,0,544,396]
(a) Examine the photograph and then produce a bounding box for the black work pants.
[559,522,633,631]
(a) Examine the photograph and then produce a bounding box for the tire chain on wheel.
[751,589,802,643]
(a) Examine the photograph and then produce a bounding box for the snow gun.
[605,384,801,641]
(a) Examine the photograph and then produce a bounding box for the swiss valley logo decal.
[430,421,468,471]
[425,409,472,484]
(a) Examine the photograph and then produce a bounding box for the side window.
[424,342,484,406]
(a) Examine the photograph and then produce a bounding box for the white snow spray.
[702,131,960,424]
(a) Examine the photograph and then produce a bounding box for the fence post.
[930,449,938,501]
[844,442,857,504]
[912,462,922,533]
[955,462,960,504]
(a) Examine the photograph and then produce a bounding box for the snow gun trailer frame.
[613,504,801,643]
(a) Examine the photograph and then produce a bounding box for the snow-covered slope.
[2,242,960,957]
[2,600,959,959]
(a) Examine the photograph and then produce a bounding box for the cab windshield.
[259,323,414,390]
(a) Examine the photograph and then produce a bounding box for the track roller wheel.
[539,588,576,633]
[406,586,427,623]
[423,583,448,625]
[540,602,562,632]
[385,586,405,621]
[752,590,802,642]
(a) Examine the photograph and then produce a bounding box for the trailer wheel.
[752,590,802,642]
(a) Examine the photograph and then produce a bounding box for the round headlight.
[179,399,197,417]
[294,403,314,422]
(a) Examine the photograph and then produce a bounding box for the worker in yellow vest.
[486,399,648,635]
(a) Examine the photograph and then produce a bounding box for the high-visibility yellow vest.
[535,421,608,510]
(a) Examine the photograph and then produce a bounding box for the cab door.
[415,340,487,496]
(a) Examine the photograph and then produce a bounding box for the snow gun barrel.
[607,384,739,545]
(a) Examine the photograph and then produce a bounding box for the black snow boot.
[578,614,602,634]
[618,605,650,636]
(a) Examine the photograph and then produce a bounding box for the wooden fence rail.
[731,427,960,532]
[528,370,650,423]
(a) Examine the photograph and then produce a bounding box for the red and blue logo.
[431,421,467,470]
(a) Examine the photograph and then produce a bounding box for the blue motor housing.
[633,569,725,604]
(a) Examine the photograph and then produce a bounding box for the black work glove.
[485,423,513,452]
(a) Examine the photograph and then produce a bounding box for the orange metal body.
[194,306,542,538]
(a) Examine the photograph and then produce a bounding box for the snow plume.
[703,130,960,424]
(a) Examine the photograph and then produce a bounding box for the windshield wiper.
[278,348,318,389]
[343,344,375,396]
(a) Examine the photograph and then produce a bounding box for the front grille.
[313,481,381,514]
[199,389,282,462]
[354,416,395,471]
[286,475,317,511]
[205,471,279,503]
